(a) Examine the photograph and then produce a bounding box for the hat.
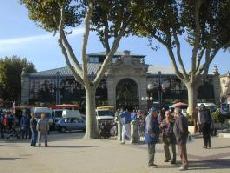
[149,107,158,113]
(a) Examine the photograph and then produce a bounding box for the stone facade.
[106,53,147,110]
[21,51,220,109]
[220,72,230,103]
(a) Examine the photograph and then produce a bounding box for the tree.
[21,0,145,138]
[0,56,36,103]
[132,0,230,128]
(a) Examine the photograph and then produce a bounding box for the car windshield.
[55,111,63,118]
[98,110,114,117]
[35,113,52,119]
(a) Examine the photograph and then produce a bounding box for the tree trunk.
[185,82,199,133]
[84,85,98,139]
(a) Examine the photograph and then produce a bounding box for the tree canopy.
[0,56,36,102]
[21,0,147,138]
[133,0,230,80]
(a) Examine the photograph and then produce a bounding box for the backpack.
[3,117,8,126]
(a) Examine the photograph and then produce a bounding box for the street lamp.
[56,72,61,105]
[158,71,162,107]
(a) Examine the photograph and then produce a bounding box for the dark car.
[221,103,230,119]
[56,117,86,132]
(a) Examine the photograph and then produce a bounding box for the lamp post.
[158,71,162,107]
[56,72,61,105]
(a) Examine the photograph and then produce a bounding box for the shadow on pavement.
[188,159,230,170]
[211,146,230,149]
[47,145,98,148]
[0,157,24,161]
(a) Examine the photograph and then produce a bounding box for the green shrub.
[211,109,225,124]
[186,114,194,126]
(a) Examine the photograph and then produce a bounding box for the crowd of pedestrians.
[143,107,189,170]
[116,104,214,171]
[0,110,49,147]
[1,104,214,170]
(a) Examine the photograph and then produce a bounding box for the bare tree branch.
[103,20,111,54]
[197,46,220,76]
[195,48,204,72]
[59,6,83,80]
[172,30,188,79]
[93,22,127,87]
[58,39,84,86]
[152,34,184,80]
[82,1,93,84]
[191,1,202,72]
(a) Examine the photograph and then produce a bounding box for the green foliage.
[21,0,146,49]
[20,0,84,32]
[132,0,230,50]
[0,56,36,102]
[211,108,225,124]
[186,113,194,126]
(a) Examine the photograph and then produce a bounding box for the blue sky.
[0,1,229,74]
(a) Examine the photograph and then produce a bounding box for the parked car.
[56,117,86,133]
[197,103,217,113]
[220,103,230,119]
[52,109,63,124]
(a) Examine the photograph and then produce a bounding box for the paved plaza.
[0,133,230,173]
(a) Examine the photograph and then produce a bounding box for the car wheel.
[61,127,66,133]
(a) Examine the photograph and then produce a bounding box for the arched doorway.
[116,78,139,110]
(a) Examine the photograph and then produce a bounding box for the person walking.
[198,104,212,149]
[20,111,30,139]
[37,113,49,147]
[131,110,137,121]
[173,107,189,171]
[0,112,5,139]
[145,108,160,167]
[160,110,177,164]
[30,113,38,146]
[120,108,131,144]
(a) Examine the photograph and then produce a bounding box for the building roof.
[88,51,145,58]
[147,65,175,75]
[29,64,101,77]
[28,64,176,78]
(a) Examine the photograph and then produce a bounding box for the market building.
[21,51,220,110]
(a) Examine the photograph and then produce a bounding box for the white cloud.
[0,27,84,48]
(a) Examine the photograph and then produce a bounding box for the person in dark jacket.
[20,111,30,139]
[145,108,160,167]
[173,108,189,171]
[30,113,38,146]
[198,104,212,148]
[160,111,177,164]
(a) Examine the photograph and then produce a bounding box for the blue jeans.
[31,129,38,146]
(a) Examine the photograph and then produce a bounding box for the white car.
[197,103,217,112]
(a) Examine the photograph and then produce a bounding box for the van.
[62,109,82,118]
[197,103,217,113]
[96,106,115,125]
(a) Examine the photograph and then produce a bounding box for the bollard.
[131,120,139,144]
[117,120,122,141]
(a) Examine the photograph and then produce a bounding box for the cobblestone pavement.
[0,132,230,173]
